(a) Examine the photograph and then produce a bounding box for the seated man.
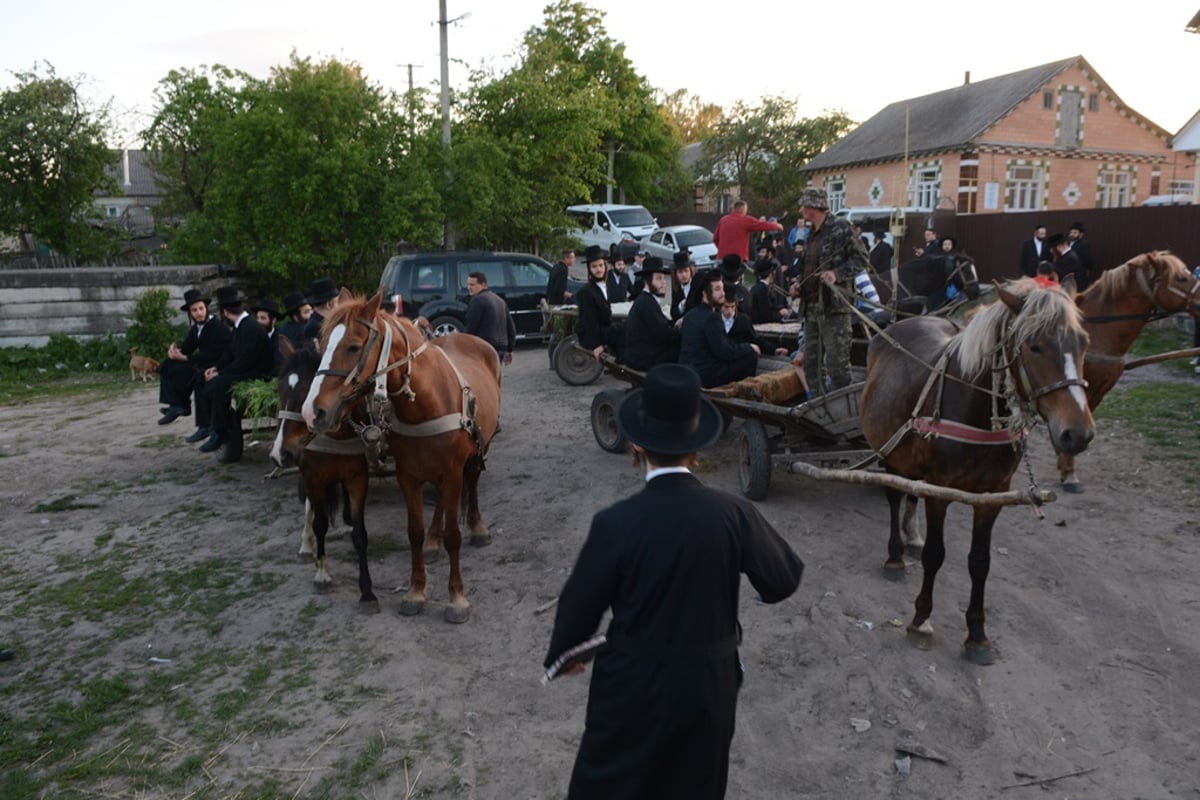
[749,259,793,325]
[197,286,276,463]
[575,245,623,360]
[622,256,681,371]
[276,292,312,346]
[158,289,231,430]
[679,269,759,388]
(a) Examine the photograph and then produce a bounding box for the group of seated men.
[155,278,336,464]
[567,244,794,389]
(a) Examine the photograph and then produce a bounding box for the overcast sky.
[6,0,1200,147]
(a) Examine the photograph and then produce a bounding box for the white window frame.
[911,167,940,211]
[826,178,846,213]
[1005,163,1044,211]
[1097,166,1131,209]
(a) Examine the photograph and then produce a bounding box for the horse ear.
[279,335,294,361]
[1059,272,1077,296]
[994,280,1025,314]
[364,288,383,317]
[337,287,354,303]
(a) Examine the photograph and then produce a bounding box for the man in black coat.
[749,259,793,325]
[464,271,516,364]
[622,257,680,371]
[670,250,697,320]
[276,292,312,346]
[197,286,275,463]
[868,230,893,274]
[1067,221,1094,290]
[575,245,622,360]
[1019,223,1048,278]
[679,269,759,388]
[544,363,803,800]
[302,277,340,345]
[157,289,232,429]
[1048,233,1084,288]
[606,253,635,303]
[546,249,576,305]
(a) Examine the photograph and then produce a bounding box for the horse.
[302,291,501,624]
[860,279,1095,664]
[271,336,381,613]
[876,253,981,317]
[1056,250,1200,491]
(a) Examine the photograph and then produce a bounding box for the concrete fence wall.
[0,265,235,348]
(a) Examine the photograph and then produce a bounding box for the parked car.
[378,251,584,339]
[641,225,718,268]
[565,204,657,253]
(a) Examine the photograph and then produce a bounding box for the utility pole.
[396,63,422,127]
[437,1,470,249]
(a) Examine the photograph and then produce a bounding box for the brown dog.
[128,347,160,382]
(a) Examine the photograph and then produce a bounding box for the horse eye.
[1028,342,1042,354]
[347,345,360,354]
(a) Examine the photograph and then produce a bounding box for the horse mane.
[950,278,1083,379]
[1091,250,1186,304]
[321,293,372,334]
[279,340,323,380]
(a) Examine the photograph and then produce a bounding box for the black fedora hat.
[1069,221,1086,232]
[1046,233,1067,248]
[636,255,671,278]
[282,292,308,316]
[179,288,210,312]
[719,253,745,281]
[306,277,338,305]
[753,259,777,279]
[672,249,693,269]
[215,285,246,309]
[583,245,607,265]
[252,298,280,318]
[616,364,723,455]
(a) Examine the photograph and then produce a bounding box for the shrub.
[125,288,187,361]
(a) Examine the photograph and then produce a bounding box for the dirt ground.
[1,346,1198,798]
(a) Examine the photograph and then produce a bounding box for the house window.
[912,167,939,210]
[1168,179,1194,200]
[1057,90,1083,147]
[106,206,120,218]
[1005,163,1043,211]
[1097,166,1131,209]
[826,179,846,212]
[1088,93,1099,112]
[1043,91,1053,109]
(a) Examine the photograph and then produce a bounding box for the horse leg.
[308,479,333,593]
[908,498,948,639]
[901,494,923,550]
[341,482,354,529]
[883,487,905,573]
[963,505,1001,665]
[438,471,471,624]
[425,482,444,561]
[397,475,428,616]
[299,498,317,559]
[1058,451,1083,493]
[346,466,378,614]
[464,456,490,547]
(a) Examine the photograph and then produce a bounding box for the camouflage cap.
[799,187,829,210]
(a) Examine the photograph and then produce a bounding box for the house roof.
[99,149,159,198]
[805,56,1167,172]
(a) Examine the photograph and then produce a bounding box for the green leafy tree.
[657,89,724,144]
[0,63,120,260]
[125,288,187,359]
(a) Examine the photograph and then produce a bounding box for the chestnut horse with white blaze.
[1057,251,1200,492]
[860,279,1094,664]
[302,291,501,623]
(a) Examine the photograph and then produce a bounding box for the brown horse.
[302,292,501,623]
[861,279,1095,664]
[1056,250,1200,491]
[271,336,380,613]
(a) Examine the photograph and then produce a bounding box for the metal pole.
[437,0,460,248]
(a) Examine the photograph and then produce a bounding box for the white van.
[566,204,657,252]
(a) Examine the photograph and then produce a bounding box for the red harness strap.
[912,417,1026,445]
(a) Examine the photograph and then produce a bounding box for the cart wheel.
[554,335,603,386]
[547,334,561,370]
[738,420,772,500]
[591,390,628,453]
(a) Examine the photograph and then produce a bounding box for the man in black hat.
[670,249,697,320]
[679,269,760,388]
[157,288,232,427]
[252,298,283,371]
[717,253,753,317]
[622,256,681,371]
[544,362,803,800]
[575,245,622,360]
[606,252,635,303]
[1048,232,1084,288]
[1067,221,1094,290]
[277,292,312,346]
[196,286,275,462]
[302,277,341,345]
[749,257,792,325]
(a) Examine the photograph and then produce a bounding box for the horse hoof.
[358,599,381,615]
[423,548,442,562]
[398,598,425,617]
[963,640,996,665]
[904,543,925,557]
[1061,481,1084,494]
[298,552,313,562]
[882,560,906,580]
[469,532,492,547]
[312,581,333,594]
[444,604,471,624]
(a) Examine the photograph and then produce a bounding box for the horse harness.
[1083,265,1200,324]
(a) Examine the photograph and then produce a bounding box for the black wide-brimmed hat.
[636,255,671,277]
[251,298,280,318]
[616,364,723,455]
[180,288,210,311]
[306,277,338,305]
[753,259,777,278]
[1046,233,1067,248]
[215,285,246,309]
[1069,221,1086,232]
[719,253,745,281]
[583,245,607,265]
[282,292,308,316]
[673,249,693,269]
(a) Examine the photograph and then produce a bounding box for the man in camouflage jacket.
[797,187,870,393]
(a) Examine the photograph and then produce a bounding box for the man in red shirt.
[712,200,783,262]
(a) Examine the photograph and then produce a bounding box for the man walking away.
[465,271,516,365]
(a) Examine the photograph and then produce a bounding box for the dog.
[128,347,160,382]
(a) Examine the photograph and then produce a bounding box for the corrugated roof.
[806,57,1078,171]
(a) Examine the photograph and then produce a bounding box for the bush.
[0,333,128,382]
[125,288,187,361]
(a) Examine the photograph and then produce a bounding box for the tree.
[695,96,854,215]
[0,64,120,260]
[657,89,724,143]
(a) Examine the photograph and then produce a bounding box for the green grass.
[1127,319,1196,375]
[1096,381,1200,458]
[33,495,102,513]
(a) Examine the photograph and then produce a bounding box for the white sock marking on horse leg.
[300,499,316,556]
[302,324,345,427]
[1063,353,1088,413]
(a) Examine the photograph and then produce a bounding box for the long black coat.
[545,472,803,800]
[574,281,617,351]
[1019,237,1048,278]
[622,292,680,371]
[679,305,757,388]
[158,317,232,408]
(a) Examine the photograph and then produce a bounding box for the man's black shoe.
[158,405,187,425]
[198,434,223,453]
[185,427,212,444]
[0,649,15,662]
[217,448,241,464]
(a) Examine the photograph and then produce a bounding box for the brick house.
[803,56,1195,215]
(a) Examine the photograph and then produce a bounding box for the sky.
[5,0,1200,147]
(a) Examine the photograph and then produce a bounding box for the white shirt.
[645,466,691,482]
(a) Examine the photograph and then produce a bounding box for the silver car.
[642,225,718,268]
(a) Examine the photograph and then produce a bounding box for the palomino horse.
[875,253,980,317]
[271,337,380,613]
[1056,250,1200,491]
[302,292,501,623]
[860,279,1095,664]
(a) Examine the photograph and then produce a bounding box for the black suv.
[379,251,584,339]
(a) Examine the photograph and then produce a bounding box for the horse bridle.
[1085,263,1200,324]
[997,320,1088,405]
[316,314,429,402]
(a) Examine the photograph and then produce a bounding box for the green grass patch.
[1127,320,1195,375]
[33,495,102,513]
[137,434,180,449]
[1096,382,1200,469]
